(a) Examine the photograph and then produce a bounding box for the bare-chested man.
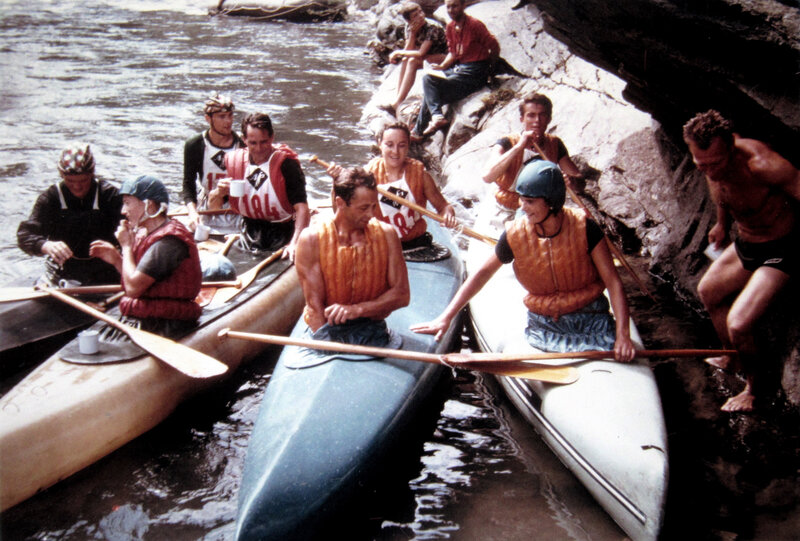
[295,167,409,343]
[684,110,800,412]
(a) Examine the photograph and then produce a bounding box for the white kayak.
[465,205,668,541]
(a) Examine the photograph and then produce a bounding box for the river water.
[1,2,798,540]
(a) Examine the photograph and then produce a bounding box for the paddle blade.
[126,326,228,378]
[465,361,579,384]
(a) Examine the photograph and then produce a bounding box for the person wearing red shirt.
[412,0,499,139]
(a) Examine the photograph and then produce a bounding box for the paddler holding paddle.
[214,112,310,261]
[412,160,637,362]
[482,92,582,223]
[89,175,203,335]
[321,122,459,252]
[294,167,409,348]
[684,110,800,412]
[17,143,122,286]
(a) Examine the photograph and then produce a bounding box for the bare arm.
[590,240,635,362]
[295,226,327,332]
[421,170,457,228]
[284,202,310,262]
[746,140,800,202]
[432,51,456,71]
[411,252,503,341]
[482,133,531,184]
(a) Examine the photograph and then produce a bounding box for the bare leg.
[393,54,445,110]
[697,245,750,370]
[719,266,790,412]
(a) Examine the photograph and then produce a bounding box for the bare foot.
[721,389,756,413]
[705,355,735,371]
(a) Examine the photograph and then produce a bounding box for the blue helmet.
[120,175,169,205]
[516,160,565,212]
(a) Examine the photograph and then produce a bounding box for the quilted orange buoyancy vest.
[367,157,428,242]
[303,216,391,325]
[506,207,605,318]
[119,219,202,321]
[494,134,562,210]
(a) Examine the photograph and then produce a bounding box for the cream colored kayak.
[0,253,303,512]
[465,206,668,541]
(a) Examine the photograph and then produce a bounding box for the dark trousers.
[414,60,491,133]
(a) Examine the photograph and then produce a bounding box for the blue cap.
[516,160,565,212]
[120,175,169,205]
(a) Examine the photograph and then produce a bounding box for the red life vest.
[506,207,605,318]
[224,145,298,222]
[119,220,202,321]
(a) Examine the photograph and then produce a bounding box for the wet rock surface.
[361,0,800,409]
[359,0,800,535]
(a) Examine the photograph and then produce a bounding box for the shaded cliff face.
[527,0,800,166]
[362,0,800,406]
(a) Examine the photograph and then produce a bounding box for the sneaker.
[422,114,449,136]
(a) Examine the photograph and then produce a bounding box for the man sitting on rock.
[684,109,800,412]
[411,0,499,140]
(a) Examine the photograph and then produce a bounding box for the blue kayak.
[235,219,465,540]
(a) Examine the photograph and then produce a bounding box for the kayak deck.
[235,219,465,540]
[466,214,668,541]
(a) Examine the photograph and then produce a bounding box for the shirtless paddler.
[684,109,800,412]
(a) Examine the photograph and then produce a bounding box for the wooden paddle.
[531,141,657,303]
[217,329,579,384]
[44,288,228,378]
[168,208,236,217]
[444,348,739,365]
[308,155,498,246]
[209,248,285,305]
[0,280,242,304]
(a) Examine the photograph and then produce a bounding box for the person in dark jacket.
[17,143,122,286]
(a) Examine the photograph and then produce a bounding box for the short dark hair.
[398,1,422,20]
[333,167,377,204]
[242,112,274,138]
[519,92,553,117]
[378,121,410,144]
[682,110,734,149]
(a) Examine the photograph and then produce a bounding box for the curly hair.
[682,110,734,149]
[333,167,377,204]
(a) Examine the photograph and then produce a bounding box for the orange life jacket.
[303,216,390,325]
[367,156,429,242]
[506,207,604,318]
[120,220,202,321]
[494,133,562,210]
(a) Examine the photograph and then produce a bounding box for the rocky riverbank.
[354,0,800,413]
